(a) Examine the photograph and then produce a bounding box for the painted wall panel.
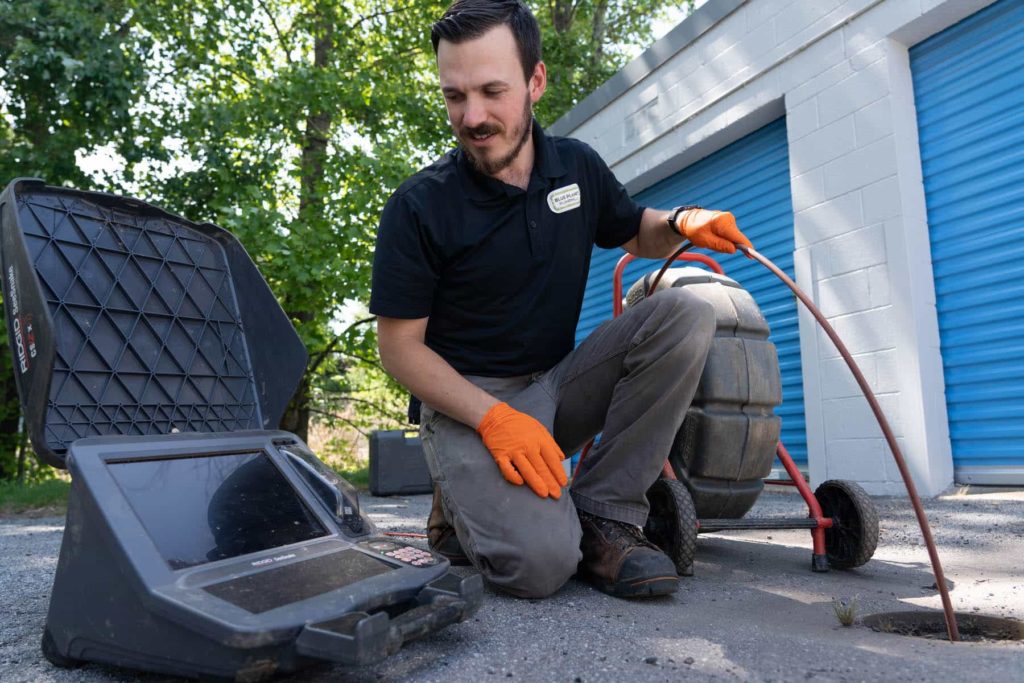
[910,0,1024,482]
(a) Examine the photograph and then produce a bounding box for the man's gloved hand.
[476,402,568,499]
[673,208,753,254]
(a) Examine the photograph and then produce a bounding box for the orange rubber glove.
[673,208,753,254]
[476,402,568,499]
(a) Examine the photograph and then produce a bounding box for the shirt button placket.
[527,184,545,257]
[526,211,540,256]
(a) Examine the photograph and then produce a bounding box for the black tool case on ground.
[0,179,481,680]
[369,430,433,496]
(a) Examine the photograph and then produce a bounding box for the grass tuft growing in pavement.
[0,478,70,516]
[832,597,859,627]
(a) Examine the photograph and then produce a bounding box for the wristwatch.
[667,205,702,235]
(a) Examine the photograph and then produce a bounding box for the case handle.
[295,573,483,666]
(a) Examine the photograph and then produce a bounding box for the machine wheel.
[643,478,698,576]
[815,480,879,569]
[41,629,82,669]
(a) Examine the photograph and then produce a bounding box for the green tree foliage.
[0,0,154,480]
[120,0,454,440]
[536,0,695,125]
[0,0,152,187]
[0,1,692,477]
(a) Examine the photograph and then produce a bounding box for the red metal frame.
[776,442,831,555]
[612,253,723,317]
[577,252,832,553]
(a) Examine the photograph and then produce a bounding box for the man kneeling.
[370,0,752,599]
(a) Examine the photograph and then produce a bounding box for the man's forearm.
[380,337,499,429]
[623,208,684,259]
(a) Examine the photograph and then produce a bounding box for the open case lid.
[0,178,308,468]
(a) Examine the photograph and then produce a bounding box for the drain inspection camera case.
[0,179,481,680]
[0,180,307,466]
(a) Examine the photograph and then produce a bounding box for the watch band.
[666,205,702,236]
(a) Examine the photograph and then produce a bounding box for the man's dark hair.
[431,1,542,81]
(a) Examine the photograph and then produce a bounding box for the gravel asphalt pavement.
[2,486,1022,682]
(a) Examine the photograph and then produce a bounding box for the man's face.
[437,24,546,177]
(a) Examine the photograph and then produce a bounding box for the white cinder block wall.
[552,0,1002,496]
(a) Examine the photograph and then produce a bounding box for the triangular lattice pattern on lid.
[19,192,261,453]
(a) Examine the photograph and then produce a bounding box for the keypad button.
[377,544,441,567]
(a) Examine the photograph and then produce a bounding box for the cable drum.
[626,267,782,518]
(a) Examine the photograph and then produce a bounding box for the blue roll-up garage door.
[910,0,1024,484]
[576,117,807,466]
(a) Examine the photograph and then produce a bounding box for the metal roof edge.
[548,0,747,137]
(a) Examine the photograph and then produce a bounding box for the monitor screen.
[108,451,329,570]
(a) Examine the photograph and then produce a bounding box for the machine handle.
[295,573,482,666]
[612,250,722,316]
[388,596,466,644]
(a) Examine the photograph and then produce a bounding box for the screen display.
[108,451,328,570]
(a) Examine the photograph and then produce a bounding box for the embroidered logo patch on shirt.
[547,183,581,214]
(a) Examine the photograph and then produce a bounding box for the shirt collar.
[456,119,568,201]
[532,119,567,180]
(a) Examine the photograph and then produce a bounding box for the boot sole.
[436,553,472,567]
[428,527,472,566]
[584,573,679,599]
[428,540,472,567]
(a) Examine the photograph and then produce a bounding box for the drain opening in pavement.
[862,611,1024,642]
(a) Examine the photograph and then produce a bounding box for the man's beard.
[459,96,533,177]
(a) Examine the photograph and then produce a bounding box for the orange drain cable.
[739,244,959,642]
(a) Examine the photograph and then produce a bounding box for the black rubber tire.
[644,478,698,576]
[815,479,879,569]
[41,629,82,669]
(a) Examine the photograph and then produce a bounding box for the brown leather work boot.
[577,509,679,598]
[427,485,470,566]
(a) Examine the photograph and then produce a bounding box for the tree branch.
[322,393,405,419]
[308,407,376,437]
[220,62,257,87]
[328,349,386,373]
[354,4,419,30]
[255,0,294,63]
[307,316,376,375]
[364,45,424,70]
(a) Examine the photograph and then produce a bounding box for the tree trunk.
[0,339,20,480]
[280,308,315,440]
[16,419,28,484]
[551,0,577,33]
[281,7,334,442]
[589,0,609,73]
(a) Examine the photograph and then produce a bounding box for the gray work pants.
[419,287,715,598]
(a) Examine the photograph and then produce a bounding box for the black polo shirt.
[369,120,645,377]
